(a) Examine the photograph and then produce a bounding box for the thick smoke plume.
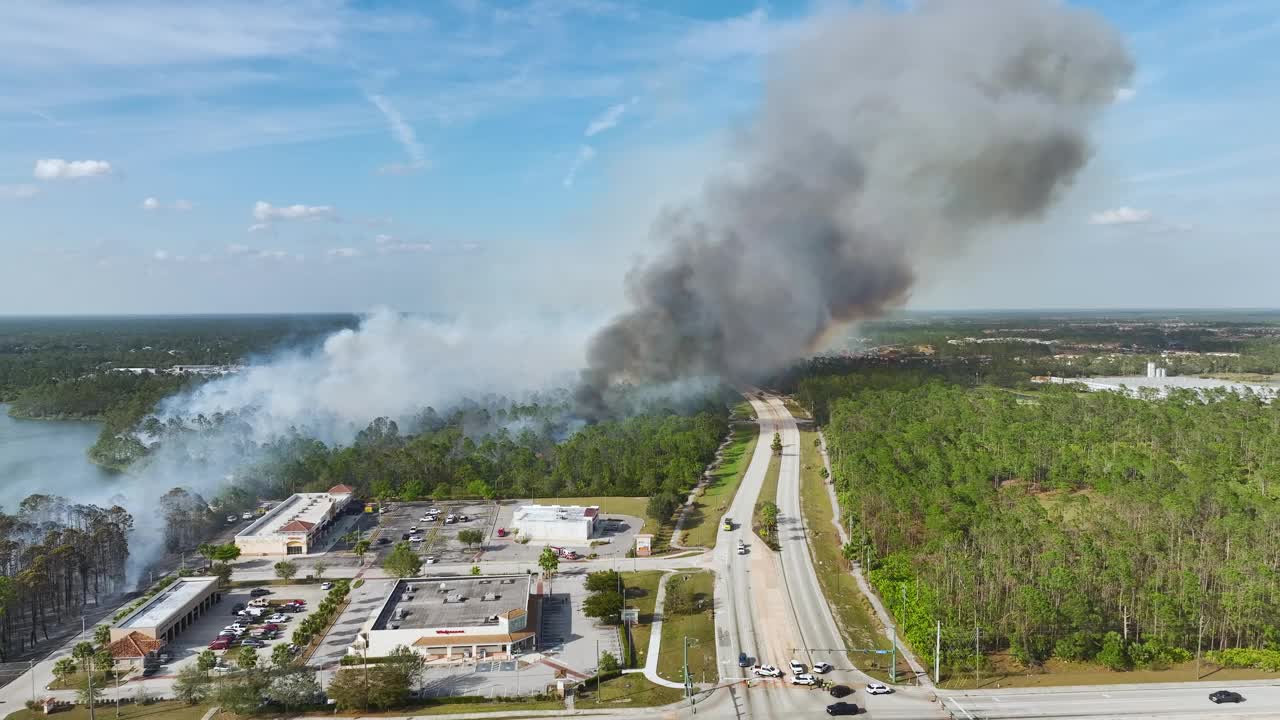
[579,0,1132,414]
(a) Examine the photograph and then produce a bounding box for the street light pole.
[935,620,941,684]
[889,624,897,684]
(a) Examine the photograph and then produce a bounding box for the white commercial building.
[234,484,355,556]
[510,504,599,542]
[110,576,222,646]
[352,575,534,660]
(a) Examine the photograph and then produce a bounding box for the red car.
[208,639,230,650]
[262,623,280,632]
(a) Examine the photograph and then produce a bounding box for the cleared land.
[783,397,810,419]
[799,430,892,680]
[656,571,716,685]
[575,674,684,709]
[751,452,781,549]
[732,400,757,419]
[532,497,651,533]
[680,424,759,549]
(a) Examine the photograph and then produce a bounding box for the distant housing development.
[1033,369,1280,402]
[353,575,534,660]
[234,485,355,555]
[511,504,599,541]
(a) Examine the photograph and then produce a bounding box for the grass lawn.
[750,453,781,549]
[48,670,115,690]
[680,424,760,549]
[575,674,685,708]
[732,400,757,420]
[656,571,717,685]
[799,430,892,680]
[619,570,665,667]
[783,397,810,420]
[5,701,209,720]
[326,699,565,716]
[938,654,1280,689]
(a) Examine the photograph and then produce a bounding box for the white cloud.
[227,243,253,256]
[153,249,170,261]
[563,144,596,187]
[374,234,394,245]
[369,94,427,174]
[327,247,362,258]
[375,241,432,254]
[143,197,193,211]
[247,223,270,233]
[1114,87,1137,103]
[227,244,300,262]
[33,158,112,180]
[252,201,334,222]
[584,96,640,137]
[0,184,40,199]
[1089,207,1154,225]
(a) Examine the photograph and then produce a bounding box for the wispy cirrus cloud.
[563,145,596,187]
[584,96,638,137]
[252,201,334,222]
[368,93,427,174]
[142,197,194,211]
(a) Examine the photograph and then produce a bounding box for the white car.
[424,556,437,564]
[866,682,892,695]
[420,516,434,522]
[241,511,253,520]
[408,535,423,542]
[789,660,806,675]
[813,661,833,674]
[791,673,817,686]
[226,514,237,523]
[320,581,333,590]
[752,664,783,678]
[265,614,289,624]
[212,665,235,673]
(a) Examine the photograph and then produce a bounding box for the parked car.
[241,639,266,648]
[789,660,806,675]
[813,662,833,674]
[826,702,859,716]
[408,535,423,543]
[261,623,280,632]
[424,556,437,564]
[1210,690,1244,704]
[241,512,253,520]
[409,526,419,533]
[376,537,391,545]
[791,673,817,686]
[248,598,271,607]
[865,683,892,695]
[213,664,236,673]
[208,639,230,650]
[496,527,507,537]
[321,581,333,590]
[738,652,752,668]
[250,588,272,597]
[752,664,782,678]
[231,603,245,613]
[829,685,853,698]
[226,514,238,523]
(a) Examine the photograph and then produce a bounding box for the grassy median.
[751,452,781,549]
[798,430,892,679]
[680,423,759,549]
[656,571,717,685]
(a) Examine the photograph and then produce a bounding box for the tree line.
[0,495,132,661]
[807,370,1280,675]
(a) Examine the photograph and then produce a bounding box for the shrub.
[1053,631,1097,662]
[1207,648,1280,672]
[353,579,364,589]
[1095,631,1130,671]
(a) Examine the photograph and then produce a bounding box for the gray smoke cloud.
[578,0,1133,414]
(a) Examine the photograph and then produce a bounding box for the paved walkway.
[641,571,686,690]
[817,431,933,687]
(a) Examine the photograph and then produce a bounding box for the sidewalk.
[640,571,686,690]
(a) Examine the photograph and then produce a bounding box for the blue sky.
[1,0,1278,314]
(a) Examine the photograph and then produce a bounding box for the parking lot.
[371,501,498,565]
[161,583,331,670]
[479,505,643,563]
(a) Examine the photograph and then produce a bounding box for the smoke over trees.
[579,0,1133,415]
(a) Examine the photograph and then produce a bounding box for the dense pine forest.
[0,496,133,660]
[805,370,1280,674]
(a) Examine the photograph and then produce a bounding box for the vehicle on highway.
[825,702,859,716]
[321,581,333,590]
[738,652,751,668]
[723,517,733,531]
[813,661,833,673]
[791,673,817,686]
[249,587,272,597]
[865,682,892,695]
[241,511,253,520]
[789,660,806,674]
[1209,690,1244,704]
[738,541,747,554]
[829,685,853,698]
[752,664,783,678]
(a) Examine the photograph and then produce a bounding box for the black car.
[1209,690,1244,704]
[738,652,751,668]
[376,537,391,545]
[249,588,272,597]
[829,685,853,698]
[231,603,245,614]
[826,702,859,716]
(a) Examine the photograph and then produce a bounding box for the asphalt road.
[943,682,1280,719]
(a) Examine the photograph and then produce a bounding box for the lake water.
[0,404,117,511]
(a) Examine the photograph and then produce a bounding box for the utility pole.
[974,625,981,688]
[889,624,897,684]
[86,656,97,720]
[1195,614,1205,679]
[596,639,600,696]
[935,620,941,684]
[29,659,35,705]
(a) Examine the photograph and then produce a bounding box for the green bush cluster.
[1207,648,1280,672]
[289,580,351,647]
